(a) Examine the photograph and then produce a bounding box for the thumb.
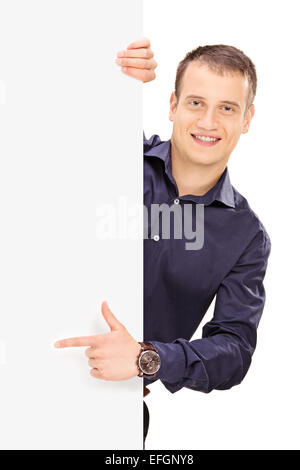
[101,301,123,331]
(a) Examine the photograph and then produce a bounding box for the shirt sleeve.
[148,227,271,394]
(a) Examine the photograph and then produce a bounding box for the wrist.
[134,342,142,375]
[136,342,161,378]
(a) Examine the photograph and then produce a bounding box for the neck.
[170,140,227,197]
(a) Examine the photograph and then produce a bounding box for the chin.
[191,153,217,166]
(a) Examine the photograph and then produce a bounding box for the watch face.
[139,350,161,375]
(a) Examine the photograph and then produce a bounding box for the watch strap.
[139,342,157,353]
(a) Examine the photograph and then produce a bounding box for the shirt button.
[153,235,160,241]
[174,198,180,204]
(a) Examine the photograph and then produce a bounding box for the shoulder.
[232,185,271,256]
[143,132,162,152]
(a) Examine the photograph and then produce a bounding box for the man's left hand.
[54,301,141,381]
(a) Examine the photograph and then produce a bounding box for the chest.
[144,205,249,298]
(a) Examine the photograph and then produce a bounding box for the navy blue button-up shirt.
[143,133,271,394]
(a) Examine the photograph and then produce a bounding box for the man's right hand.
[115,37,157,83]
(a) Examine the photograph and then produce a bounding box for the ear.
[169,91,178,122]
[241,103,255,134]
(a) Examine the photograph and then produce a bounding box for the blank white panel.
[0,0,143,449]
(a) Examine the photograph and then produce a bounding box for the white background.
[0,0,143,449]
[143,0,300,450]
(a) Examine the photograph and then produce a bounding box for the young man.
[55,38,271,446]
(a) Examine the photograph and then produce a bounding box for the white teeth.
[193,135,218,142]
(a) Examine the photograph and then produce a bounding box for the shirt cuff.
[149,340,186,383]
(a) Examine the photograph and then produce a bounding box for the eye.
[221,105,233,112]
[190,100,201,106]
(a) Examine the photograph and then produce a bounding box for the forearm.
[149,332,254,394]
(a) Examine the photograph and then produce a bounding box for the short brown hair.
[175,44,257,113]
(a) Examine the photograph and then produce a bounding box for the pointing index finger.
[54,335,98,348]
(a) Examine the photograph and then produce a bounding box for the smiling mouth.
[191,134,221,146]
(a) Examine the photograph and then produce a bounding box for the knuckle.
[96,350,104,359]
[90,368,97,377]
[118,323,126,331]
[100,370,108,380]
[144,71,156,83]
[85,347,91,357]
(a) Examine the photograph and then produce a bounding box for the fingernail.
[115,58,122,65]
[117,51,125,57]
[121,67,127,72]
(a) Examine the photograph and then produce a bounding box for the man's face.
[169,61,255,167]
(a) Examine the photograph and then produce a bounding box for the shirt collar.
[144,137,235,208]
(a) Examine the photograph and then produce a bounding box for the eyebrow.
[184,95,241,109]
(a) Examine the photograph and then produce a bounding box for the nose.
[196,107,218,130]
